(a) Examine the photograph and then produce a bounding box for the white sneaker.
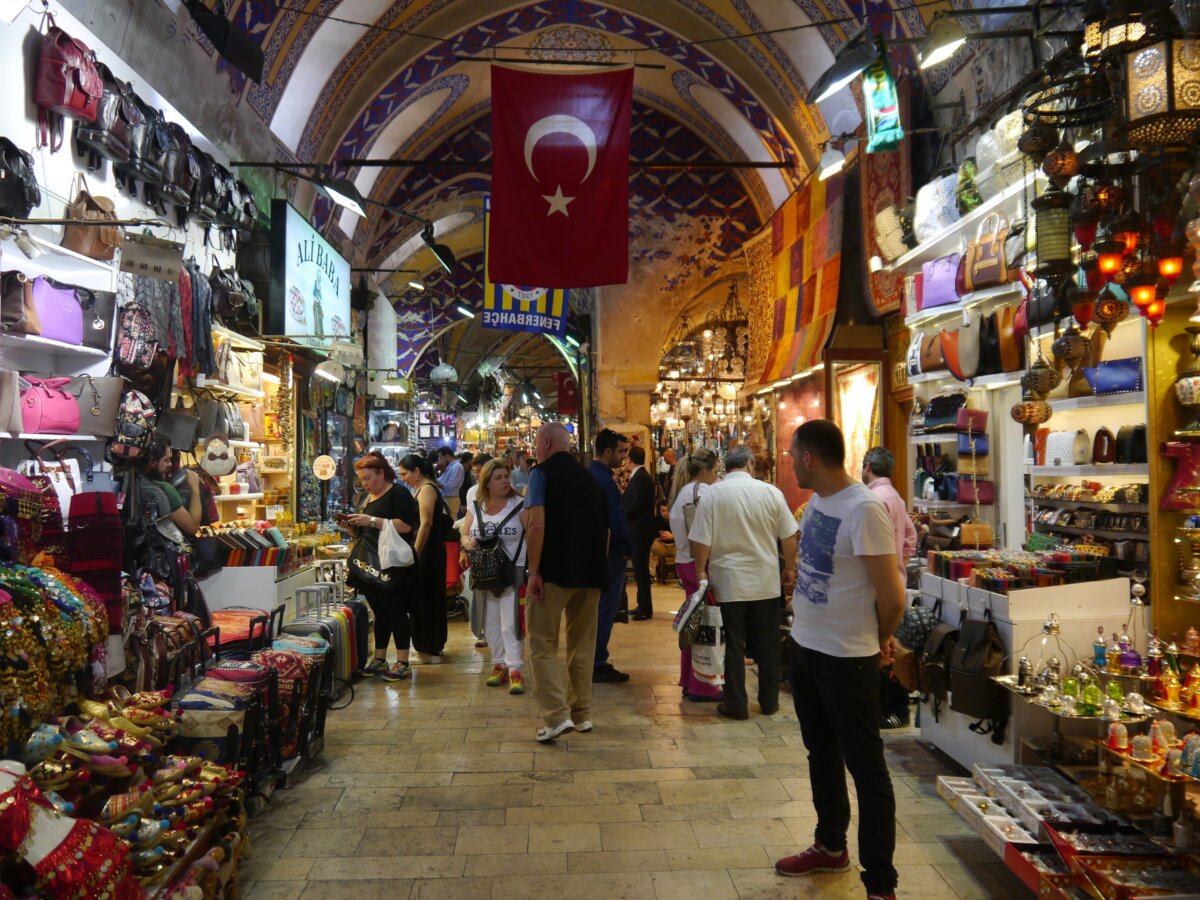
[536,719,576,743]
[410,653,443,665]
[576,720,594,733]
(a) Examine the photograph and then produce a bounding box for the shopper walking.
[689,446,798,720]
[774,421,905,900]
[399,454,450,663]
[622,446,656,619]
[524,423,609,742]
[436,446,464,517]
[862,446,918,729]
[461,459,528,694]
[345,452,420,681]
[587,429,632,684]
[668,448,722,701]
[509,449,531,493]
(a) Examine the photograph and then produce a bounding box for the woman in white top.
[668,447,721,701]
[461,459,529,694]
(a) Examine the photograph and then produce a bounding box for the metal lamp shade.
[1034,191,1074,278]
[1125,36,1200,149]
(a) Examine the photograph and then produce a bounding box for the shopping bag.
[378,519,415,569]
[673,578,708,646]
[690,605,725,688]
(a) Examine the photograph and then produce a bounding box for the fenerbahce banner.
[482,197,569,338]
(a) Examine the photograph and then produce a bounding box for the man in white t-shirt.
[773,420,905,900]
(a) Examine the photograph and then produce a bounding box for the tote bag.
[691,605,726,688]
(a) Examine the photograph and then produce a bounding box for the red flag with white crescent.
[554,371,579,415]
[489,65,632,288]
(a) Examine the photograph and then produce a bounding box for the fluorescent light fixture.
[313,359,344,383]
[382,375,408,394]
[756,386,774,395]
[421,223,455,273]
[920,12,967,69]
[564,334,581,348]
[260,371,281,384]
[807,32,879,104]
[456,305,476,319]
[455,393,468,404]
[790,364,823,381]
[532,388,542,400]
[408,281,425,291]
[772,379,791,389]
[818,144,846,181]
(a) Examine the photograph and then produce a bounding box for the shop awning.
[744,174,844,388]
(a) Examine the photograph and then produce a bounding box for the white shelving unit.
[0,332,112,360]
[1048,392,1146,412]
[1026,463,1150,477]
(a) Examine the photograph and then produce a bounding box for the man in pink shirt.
[862,447,917,729]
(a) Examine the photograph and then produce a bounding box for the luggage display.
[253,647,321,760]
[208,604,283,658]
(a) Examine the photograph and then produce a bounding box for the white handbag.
[18,450,81,523]
[874,194,909,262]
[914,173,961,244]
[1045,429,1089,466]
[907,331,925,377]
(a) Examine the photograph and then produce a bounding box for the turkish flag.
[554,372,579,415]
[489,66,632,288]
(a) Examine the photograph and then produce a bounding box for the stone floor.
[240,584,1031,899]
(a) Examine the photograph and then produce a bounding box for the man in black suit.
[621,446,656,620]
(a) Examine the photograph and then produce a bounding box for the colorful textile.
[861,79,912,318]
[864,38,904,154]
[744,175,844,386]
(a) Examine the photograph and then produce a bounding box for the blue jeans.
[594,551,627,669]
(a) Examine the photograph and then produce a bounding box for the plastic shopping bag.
[673,578,708,649]
[378,520,415,569]
[690,604,725,688]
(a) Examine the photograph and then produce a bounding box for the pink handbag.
[32,277,83,345]
[20,376,80,434]
[919,254,962,310]
[957,479,995,505]
[955,407,989,433]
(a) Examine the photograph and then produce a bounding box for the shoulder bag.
[33,14,103,150]
[30,276,82,345]
[18,376,80,434]
[976,312,1002,376]
[1,270,40,335]
[923,392,967,432]
[1083,357,1143,396]
[939,312,980,381]
[66,374,121,437]
[0,138,41,219]
[1092,427,1116,464]
[920,332,947,373]
[157,393,201,450]
[957,478,994,505]
[955,407,988,433]
[682,482,702,535]
[960,212,1011,294]
[906,331,924,377]
[996,304,1023,373]
[919,253,962,310]
[77,288,116,351]
[1116,425,1148,465]
[957,432,988,455]
[61,173,122,260]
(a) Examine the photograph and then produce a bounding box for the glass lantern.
[1034,190,1074,280]
[1124,33,1200,150]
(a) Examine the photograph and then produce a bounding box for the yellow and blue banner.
[482,197,569,337]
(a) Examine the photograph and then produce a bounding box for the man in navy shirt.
[588,428,632,683]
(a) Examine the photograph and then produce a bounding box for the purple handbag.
[919,253,962,310]
[32,277,83,345]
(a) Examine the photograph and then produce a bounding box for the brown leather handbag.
[961,213,1011,293]
[61,174,121,260]
[920,332,947,372]
[1092,426,1116,464]
[1,271,40,335]
[996,304,1024,373]
[940,312,980,381]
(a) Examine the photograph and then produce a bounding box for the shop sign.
[312,455,337,480]
[267,200,351,347]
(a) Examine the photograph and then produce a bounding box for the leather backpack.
[949,610,1009,742]
[115,96,171,192]
[210,264,245,316]
[0,138,41,219]
[60,174,122,261]
[74,63,143,169]
[33,15,103,150]
[159,124,199,212]
[920,619,960,721]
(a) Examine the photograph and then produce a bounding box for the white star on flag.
[542,185,575,217]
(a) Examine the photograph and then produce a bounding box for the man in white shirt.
[774,421,905,900]
[689,446,799,721]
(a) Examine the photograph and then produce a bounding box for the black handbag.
[949,610,1010,742]
[196,393,236,438]
[1116,425,1148,465]
[210,264,245,316]
[348,536,394,589]
[115,95,171,191]
[75,287,116,351]
[977,312,1002,376]
[157,395,200,450]
[0,137,41,219]
[923,393,968,432]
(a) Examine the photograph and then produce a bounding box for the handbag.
[923,393,967,431]
[1116,425,1148,464]
[920,332,947,373]
[18,376,80,434]
[919,254,962,310]
[1093,427,1116,464]
[1046,430,1087,466]
[955,407,988,433]
[115,96,170,189]
[0,138,42,219]
[1083,357,1143,396]
[157,395,201,450]
[957,479,995,505]
[959,455,990,477]
[231,350,262,392]
[949,611,1009,729]
[73,62,143,167]
[996,304,1024,373]
[61,174,122,260]
[959,213,1011,294]
[198,435,236,478]
[77,288,116,351]
[1005,220,1028,270]
[17,440,80,523]
[959,520,993,548]
[348,536,394,589]
[159,123,199,210]
[65,374,121,437]
[32,15,103,150]
[957,433,988,456]
[30,277,82,345]
[210,264,245,317]
[1,271,40,335]
[906,331,924,378]
[874,196,909,262]
[977,312,1002,376]
[940,312,980,381]
[914,173,960,244]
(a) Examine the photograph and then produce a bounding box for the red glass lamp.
[1095,239,1126,278]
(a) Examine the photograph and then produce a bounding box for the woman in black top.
[345,452,420,681]
[398,454,449,662]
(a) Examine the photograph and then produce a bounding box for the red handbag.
[958,479,995,505]
[955,407,989,433]
[20,376,80,434]
[33,15,103,150]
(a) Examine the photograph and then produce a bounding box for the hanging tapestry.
[862,78,912,318]
[742,174,844,387]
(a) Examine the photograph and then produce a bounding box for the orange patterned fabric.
[744,174,844,386]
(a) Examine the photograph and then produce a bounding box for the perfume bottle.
[1148,632,1164,678]
[1094,627,1107,668]
[1108,633,1123,673]
[1081,681,1103,716]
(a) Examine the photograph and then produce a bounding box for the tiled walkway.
[240,584,1031,899]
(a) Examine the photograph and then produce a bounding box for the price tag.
[266,505,283,519]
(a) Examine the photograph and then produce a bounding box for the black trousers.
[631,535,653,614]
[789,639,898,895]
[363,586,411,654]
[718,598,780,715]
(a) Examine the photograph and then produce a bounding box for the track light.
[807,32,879,104]
[456,305,476,319]
[317,175,366,217]
[408,281,425,291]
[422,223,455,273]
[818,144,846,180]
[920,12,967,69]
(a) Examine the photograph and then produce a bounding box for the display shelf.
[1048,393,1147,411]
[193,376,265,399]
[214,493,264,502]
[228,439,262,449]
[0,331,111,360]
[1034,524,1149,542]
[908,370,1024,389]
[904,282,1027,329]
[1030,498,1149,513]
[0,431,103,442]
[1094,740,1196,784]
[1148,699,1200,722]
[0,231,117,278]
[1026,464,1150,477]
[888,173,1038,271]
[911,499,973,511]
[148,814,224,899]
[993,676,1151,723]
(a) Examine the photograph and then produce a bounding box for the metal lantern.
[1102,0,1148,59]
[1023,350,1063,398]
[1094,286,1131,336]
[1084,182,1125,215]
[1095,238,1127,277]
[1043,137,1080,186]
[1011,398,1054,436]
[1033,190,1075,280]
[1019,123,1061,162]
[1123,31,1200,150]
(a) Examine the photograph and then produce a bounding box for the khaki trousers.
[526,583,600,728]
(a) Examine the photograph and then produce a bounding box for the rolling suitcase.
[171,677,259,769]
[284,607,353,688]
[208,604,283,658]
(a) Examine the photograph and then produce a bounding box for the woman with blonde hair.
[461,458,529,693]
[669,448,722,701]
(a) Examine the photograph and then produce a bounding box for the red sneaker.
[774,844,851,876]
